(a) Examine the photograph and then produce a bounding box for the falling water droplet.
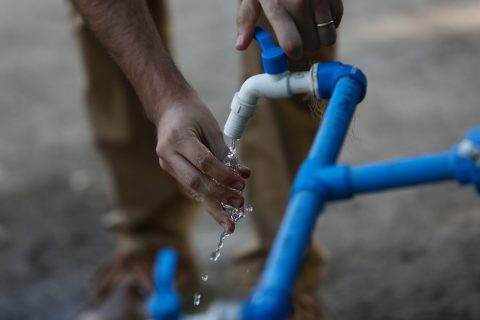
[210,249,220,261]
[201,274,209,282]
[193,293,201,306]
[210,230,230,262]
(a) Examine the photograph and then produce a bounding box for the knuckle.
[187,176,202,192]
[166,127,182,145]
[282,39,302,57]
[156,129,182,156]
[236,12,247,26]
[155,142,167,157]
[197,154,213,172]
[268,0,283,15]
[187,189,202,202]
[269,0,282,8]
[291,0,307,10]
[205,181,223,198]
[157,157,167,169]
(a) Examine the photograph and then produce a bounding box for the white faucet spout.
[224,68,315,140]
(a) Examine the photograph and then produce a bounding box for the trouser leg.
[71,0,197,291]
[236,16,336,296]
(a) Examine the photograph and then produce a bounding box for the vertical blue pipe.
[242,191,326,320]
[242,76,364,319]
[308,76,363,165]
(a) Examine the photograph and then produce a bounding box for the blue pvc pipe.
[350,152,455,194]
[242,190,326,320]
[308,76,363,165]
[242,74,365,320]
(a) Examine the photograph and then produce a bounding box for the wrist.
[140,70,199,125]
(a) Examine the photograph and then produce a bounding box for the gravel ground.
[0,0,479,319]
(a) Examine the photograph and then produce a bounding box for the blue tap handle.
[147,248,181,320]
[254,27,288,75]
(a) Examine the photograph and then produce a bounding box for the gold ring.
[316,20,334,28]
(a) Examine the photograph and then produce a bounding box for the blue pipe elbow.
[315,61,367,101]
[292,160,352,200]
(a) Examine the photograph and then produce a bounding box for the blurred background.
[0,0,479,319]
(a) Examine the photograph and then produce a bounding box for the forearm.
[72,0,192,123]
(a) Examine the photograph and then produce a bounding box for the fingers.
[328,0,343,27]
[178,136,245,191]
[285,0,319,56]
[237,165,251,179]
[203,129,252,179]
[238,0,342,58]
[159,152,245,209]
[204,197,236,234]
[311,0,337,46]
[260,0,303,59]
[236,0,262,50]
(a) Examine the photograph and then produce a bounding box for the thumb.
[236,0,262,50]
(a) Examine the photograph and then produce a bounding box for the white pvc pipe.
[224,68,316,139]
[237,71,312,104]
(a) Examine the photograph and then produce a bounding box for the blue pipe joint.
[291,160,353,201]
[254,27,288,75]
[453,127,480,193]
[315,61,367,101]
[147,248,181,320]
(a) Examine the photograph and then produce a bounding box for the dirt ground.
[0,0,479,319]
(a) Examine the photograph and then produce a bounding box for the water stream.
[193,139,254,307]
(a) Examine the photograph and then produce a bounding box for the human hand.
[155,93,250,233]
[235,0,343,59]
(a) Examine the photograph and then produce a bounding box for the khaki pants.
[73,0,334,296]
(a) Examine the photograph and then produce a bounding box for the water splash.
[223,139,239,169]
[197,140,255,307]
[208,140,254,263]
[193,293,201,306]
[221,139,253,223]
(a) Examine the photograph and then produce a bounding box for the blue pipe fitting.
[147,248,181,320]
[315,61,367,101]
[254,27,288,75]
[453,127,480,193]
[308,76,364,165]
[293,134,480,203]
[292,160,352,200]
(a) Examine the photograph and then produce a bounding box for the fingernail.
[235,34,242,48]
[229,196,243,208]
